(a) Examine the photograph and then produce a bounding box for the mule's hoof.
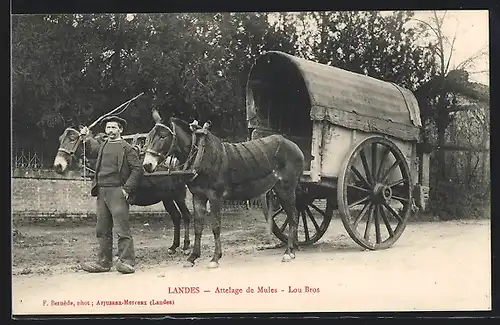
[207,261,219,269]
[281,254,292,262]
[183,261,195,268]
[183,249,191,256]
[167,248,177,255]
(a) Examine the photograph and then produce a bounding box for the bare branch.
[469,69,489,74]
[445,20,459,72]
[433,10,447,30]
[411,18,441,38]
[456,45,489,70]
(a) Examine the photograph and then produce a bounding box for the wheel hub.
[373,183,392,203]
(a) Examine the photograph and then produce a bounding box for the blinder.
[145,122,177,162]
[57,127,83,156]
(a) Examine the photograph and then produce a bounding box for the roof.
[246,51,422,141]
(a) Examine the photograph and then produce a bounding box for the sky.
[411,10,489,85]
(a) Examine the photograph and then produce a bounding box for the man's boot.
[80,261,111,273]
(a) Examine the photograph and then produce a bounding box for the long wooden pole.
[88,92,144,129]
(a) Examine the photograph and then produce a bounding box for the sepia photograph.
[11,9,491,316]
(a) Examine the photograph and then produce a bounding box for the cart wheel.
[337,136,412,250]
[265,188,333,246]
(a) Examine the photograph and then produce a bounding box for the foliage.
[407,11,490,219]
[12,13,301,157]
[287,11,439,92]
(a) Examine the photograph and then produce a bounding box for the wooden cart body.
[246,51,430,210]
[246,51,431,249]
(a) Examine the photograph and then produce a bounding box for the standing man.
[79,116,143,274]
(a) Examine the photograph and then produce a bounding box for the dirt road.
[12,215,491,315]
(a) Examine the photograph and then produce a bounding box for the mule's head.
[53,126,85,174]
[143,109,178,173]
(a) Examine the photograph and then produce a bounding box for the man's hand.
[122,188,129,201]
[79,126,90,137]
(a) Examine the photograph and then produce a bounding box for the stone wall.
[11,169,258,222]
[11,169,189,221]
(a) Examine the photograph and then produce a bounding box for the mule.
[53,126,192,255]
[142,113,305,268]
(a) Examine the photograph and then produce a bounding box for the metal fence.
[12,150,43,170]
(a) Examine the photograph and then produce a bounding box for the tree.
[412,11,489,181]
[278,11,439,93]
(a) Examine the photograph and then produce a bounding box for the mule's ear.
[152,108,163,124]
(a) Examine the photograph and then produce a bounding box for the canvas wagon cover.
[246,51,422,141]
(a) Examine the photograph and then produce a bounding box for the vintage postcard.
[11,9,491,316]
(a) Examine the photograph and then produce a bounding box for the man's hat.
[100,115,127,129]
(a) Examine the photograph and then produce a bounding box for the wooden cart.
[246,51,431,250]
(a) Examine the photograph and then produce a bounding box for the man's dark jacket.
[85,136,143,197]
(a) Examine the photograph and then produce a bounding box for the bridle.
[57,128,84,156]
[145,121,177,163]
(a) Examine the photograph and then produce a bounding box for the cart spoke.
[353,202,371,228]
[305,207,321,232]
[371,143,378,182]
[279,218,289,233]
[360,149,373,185]
[379,205,394,237]
[392,195,409,203]
[381,160,399,183]
[270,207,284,220]
[310,203,327,217]
[374,204,382,244]
[377,147,391,180]
[388,178,406,188]
[383,202,403,223]
[348,195,370,209]
[347,183,371,193]
[301,211,310,242]
[351,165,371,188]
[364,204,374,241]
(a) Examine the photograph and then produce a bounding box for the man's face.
[105,121,123,140]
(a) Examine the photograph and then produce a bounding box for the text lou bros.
[288,286,320,293]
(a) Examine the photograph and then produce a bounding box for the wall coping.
[12,168,92,180]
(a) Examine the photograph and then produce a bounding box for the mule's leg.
[162,199,181,254]
[280,199,299,262]
[174,190,192,255]
[207,198,222,268]
[273,184,299,262]
[185,195,207,267]
[258,191,284,250]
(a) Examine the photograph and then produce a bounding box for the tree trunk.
[436,117,447,181]
[107,14,123,110]
[480,120,489,192]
